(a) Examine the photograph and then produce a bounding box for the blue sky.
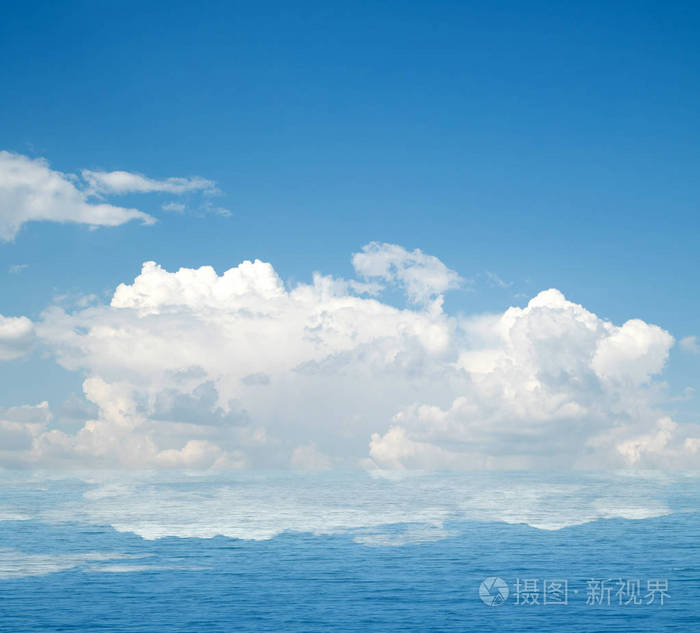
[0,1,698,469]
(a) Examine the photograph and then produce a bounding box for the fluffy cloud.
[0,402,51,465]
[0,314,34,360]
[0,151,154,241]
[0,151,222,241]
[2,244,697,470]
[591,318,673,385]
[30,254,453,468]
[370,289,691,469]
[352,242,463,305]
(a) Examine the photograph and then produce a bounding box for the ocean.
[0,470,698,631]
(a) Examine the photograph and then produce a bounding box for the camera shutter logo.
[479,577,509,606]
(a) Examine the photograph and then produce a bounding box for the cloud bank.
[1,243,697,470]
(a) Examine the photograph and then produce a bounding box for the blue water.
[1,471,698,631]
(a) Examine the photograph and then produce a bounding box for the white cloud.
[82,170,216,195]
[0,151,225,241]
[369,288,692,469]
[679,335,699,354]
[591,318,673,385]
[0,313,34,360]
[616,417,677,466]
[352,242,462,305]
[291,443,333,470]
[161,202,186,213]
[8,264,28,274]
[0,402,50,463]
[29,252,452,468]
[0,151,155,241]
[368,426,469,470]
[485,271,511,288]
[198,200,232,217]
[1,244,696,470]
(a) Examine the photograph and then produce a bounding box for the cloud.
[0,314,34,360]
[0,151,155,241]
[679,335,699,354]
[616,417,678,466]
[370,288,688,469]
[290,443,332,470]
[8,264,28,274]
[485,271,511,289]
[82,170,216,195]
[352,242,462,305]
[0,402,50,461]
[591,318,673,385]
[161,202,186,213]
[28,252,450,468]
[0,151,225,241]
[1,244,696,470]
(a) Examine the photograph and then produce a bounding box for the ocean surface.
[0,470,698,632]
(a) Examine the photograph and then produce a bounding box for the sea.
[0,470,698,632]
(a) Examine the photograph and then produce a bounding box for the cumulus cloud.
[616,417,677,466]
[591,318,673,385]
[0,151,154,241]
[29,252,452,468]
[0,314,34,360]
[352,242,463,305]
[370,288,688,469]
[0,402,51,465]
[2,244,697,470]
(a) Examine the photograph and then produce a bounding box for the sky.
[0,1,698,470]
